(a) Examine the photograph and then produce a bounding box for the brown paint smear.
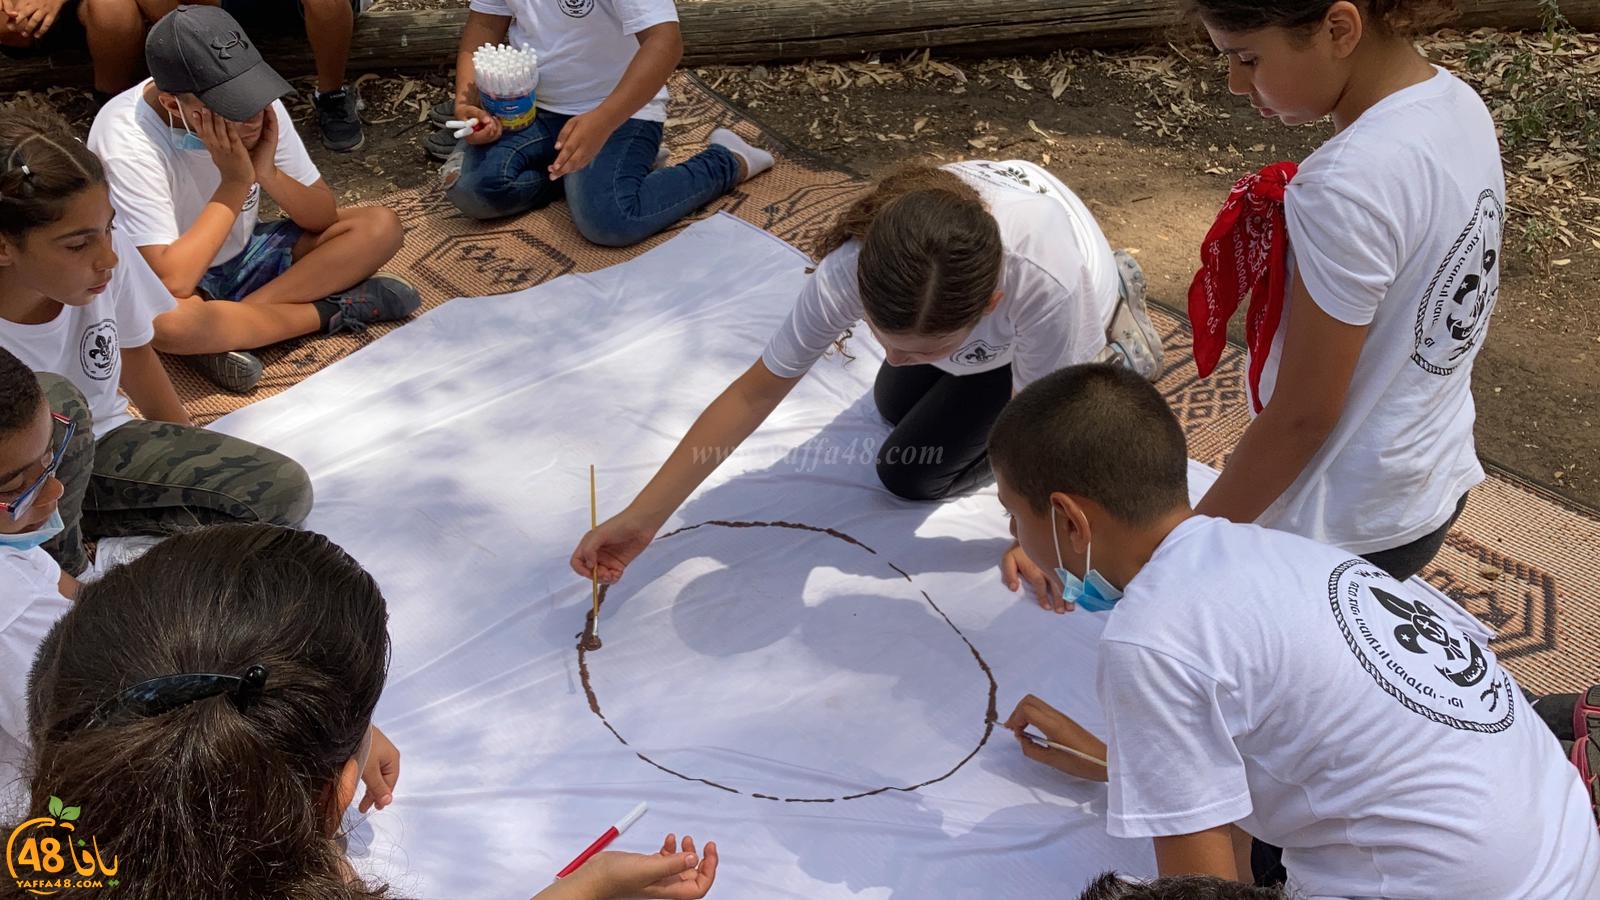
[576,520,997,804]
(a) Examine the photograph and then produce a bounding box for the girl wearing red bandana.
[1187,0,1502,582]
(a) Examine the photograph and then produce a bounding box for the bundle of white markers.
[474,43,538,98]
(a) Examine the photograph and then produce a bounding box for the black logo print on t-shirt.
[1328,558,1515,733]
[952,340,1008,366]
[80,319,117,382]
[560,0,595,17]
[1412,189,1502,377]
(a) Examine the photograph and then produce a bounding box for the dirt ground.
[13,21,1599,509]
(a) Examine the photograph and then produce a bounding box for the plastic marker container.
[474,43,539,132]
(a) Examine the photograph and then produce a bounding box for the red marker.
[555,801,648,879]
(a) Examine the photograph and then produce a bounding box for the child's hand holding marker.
[1004,694,1108,783]
[451,106,503,145]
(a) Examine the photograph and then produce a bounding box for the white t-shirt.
[762,161,1117,390]
[87,83,323,269]
[1257,68,1500,554]
[0,546,71,799]
[1099,516,1599,900]
[0,230,175,439]
[466,0,677,122]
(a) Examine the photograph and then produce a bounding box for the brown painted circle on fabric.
[577,519,999,803]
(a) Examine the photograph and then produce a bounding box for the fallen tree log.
[3,0,1596,92]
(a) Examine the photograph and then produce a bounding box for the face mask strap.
[1050,502,1066,571]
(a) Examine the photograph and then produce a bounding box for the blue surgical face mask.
[172,103,207,152]
[0,508,65,553]
[1051,505,1124,612]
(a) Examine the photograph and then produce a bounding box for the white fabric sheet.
[213,214,1218,898]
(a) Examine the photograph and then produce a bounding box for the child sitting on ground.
[989,364,1599,895]
[0,118,312,578]
[441,0,772,246]
[11,523,719,899]
[0,348,74,796]
[87,5,419,393]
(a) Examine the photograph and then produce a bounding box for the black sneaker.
[425,126,460,162]
[185,350,263,394]
[325,274,423,334]
[429,98,454,128]
[317,87,365,153]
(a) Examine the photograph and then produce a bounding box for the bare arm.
[1154,826,1244,880]
[139,110,257,297]
[57,569,80,601]
[594,22,681,127]
[119,343,193,426]
[572,360,801,581]
[262,172,338,233]
[139,198,247,298]
[635,360,797,522]
[547,22,682,178]
[453,11,512,114]
[1194,271,1368,523]
[251,107,338,233]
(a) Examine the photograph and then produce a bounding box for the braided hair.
[0,114,105,240]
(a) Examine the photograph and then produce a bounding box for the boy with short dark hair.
[0,347,74,790]
[990,364,1599,896]
[87,5,418,392]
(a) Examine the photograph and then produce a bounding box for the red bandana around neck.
[1187,161,1299,413]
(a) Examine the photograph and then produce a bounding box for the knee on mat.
[875,458,955,503]
[445,167,543,222]
[572,214,658,249]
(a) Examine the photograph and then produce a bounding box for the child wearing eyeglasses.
[0,114,313,578]
[0,346,76,796]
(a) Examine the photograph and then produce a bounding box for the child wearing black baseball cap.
[86,5,420,393]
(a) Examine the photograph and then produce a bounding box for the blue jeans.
[445,110,743,247]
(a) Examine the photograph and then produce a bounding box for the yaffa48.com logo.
[6,796,120,895]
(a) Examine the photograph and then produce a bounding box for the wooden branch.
[2,0,1595,92]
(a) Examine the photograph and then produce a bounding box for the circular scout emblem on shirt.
[1412,189,1502,377]
[79,319,118,382]
[559,0,594,17]
[952,340,1008,366]
[1328,558,1514,733]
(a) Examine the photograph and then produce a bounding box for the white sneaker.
[1102,250,1164,380]
[82,535,166,583]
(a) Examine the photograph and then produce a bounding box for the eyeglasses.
[0,412,73,522]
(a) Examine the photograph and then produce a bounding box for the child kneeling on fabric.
[13,523,719,899]
[442,0,772,246]
[988,364,1599,896]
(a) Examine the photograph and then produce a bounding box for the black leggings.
[872,362,1013,501]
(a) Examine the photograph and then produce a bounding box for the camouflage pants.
[39,375,314,576]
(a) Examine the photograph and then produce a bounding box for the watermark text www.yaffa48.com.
[691,438,943,474]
